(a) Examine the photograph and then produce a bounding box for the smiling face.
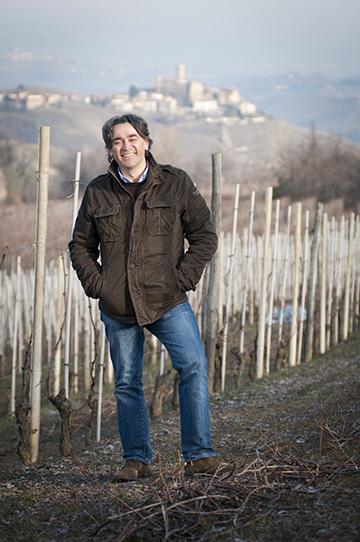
[108,122,149,181]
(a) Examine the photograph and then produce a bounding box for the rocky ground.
[0,332,359,541]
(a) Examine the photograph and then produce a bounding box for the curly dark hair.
[102,114,153,162]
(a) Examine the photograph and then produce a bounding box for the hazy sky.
[1,0,359,91]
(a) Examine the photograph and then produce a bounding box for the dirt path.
[0,333,359,541]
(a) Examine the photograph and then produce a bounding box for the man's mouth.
[121,152,136,157]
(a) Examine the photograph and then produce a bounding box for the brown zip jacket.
[68,154,218,326]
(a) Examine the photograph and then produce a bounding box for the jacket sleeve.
[177,175,218,291]
[68,186,104,299]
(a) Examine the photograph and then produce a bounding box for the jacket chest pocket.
[145,198,176,235]
[94,204,125,242]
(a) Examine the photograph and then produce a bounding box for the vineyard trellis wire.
[0,139,359,464]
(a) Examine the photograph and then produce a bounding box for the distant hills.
[1,48,360,143]
[236,72,360,144]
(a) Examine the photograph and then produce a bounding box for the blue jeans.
[101,302,216,464]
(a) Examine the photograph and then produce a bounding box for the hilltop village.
[0,64,265,125]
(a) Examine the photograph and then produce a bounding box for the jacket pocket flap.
[94,205,120,218]
[146,197,175,209]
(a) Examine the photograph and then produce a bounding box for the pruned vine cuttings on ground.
[0,334,360,541]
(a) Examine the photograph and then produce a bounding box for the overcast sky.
[1,0,359,90]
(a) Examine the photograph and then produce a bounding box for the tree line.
[273,128,360,210]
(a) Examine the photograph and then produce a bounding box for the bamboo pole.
[73,278,80,393]
[96,324,106,443]
[11,256,21,414]
[265,199,280,375]
[18,271,24,373]
[304,202,324,362]
[159,343,165,376]
[83,297,91,390]
[6,270,14,353]
[200,269,208,339]
[343,212,355,340]
[256,186,273,379]
[106,345,114,384]
[232,238,241,316]
[240,191,255,353]
[46,270,54,376]
[348,217,358,333]
[297,210,309,363]
[221,183,240,393]
[326,217,336,348]
[218,231,225,326]
[150,332,158,366]
[255,236,263,313]
[90,298,97,384]
[355,217,360,331]
[333,217,344,346]
[63,152,81,397]
[248,238,255,326]
[30,125,50,464]
[22,268,32,339]
[53,255,64,395]
[319,212,328,353]
[289,202,302,367]
[205,153,222,394]
[278,206,292,346]
[240,228,248,328]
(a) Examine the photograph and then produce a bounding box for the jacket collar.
[108,152,163,186]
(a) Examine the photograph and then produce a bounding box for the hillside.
[0,102,312,194]
[0,102,307,154]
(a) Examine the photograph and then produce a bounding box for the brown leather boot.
[184,457,232,475]
[112,460,152,482]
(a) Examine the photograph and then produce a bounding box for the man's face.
[108,122,149,179]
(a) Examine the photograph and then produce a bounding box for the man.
[69,114,223,481]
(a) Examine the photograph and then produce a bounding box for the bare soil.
[0,333,359,541]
